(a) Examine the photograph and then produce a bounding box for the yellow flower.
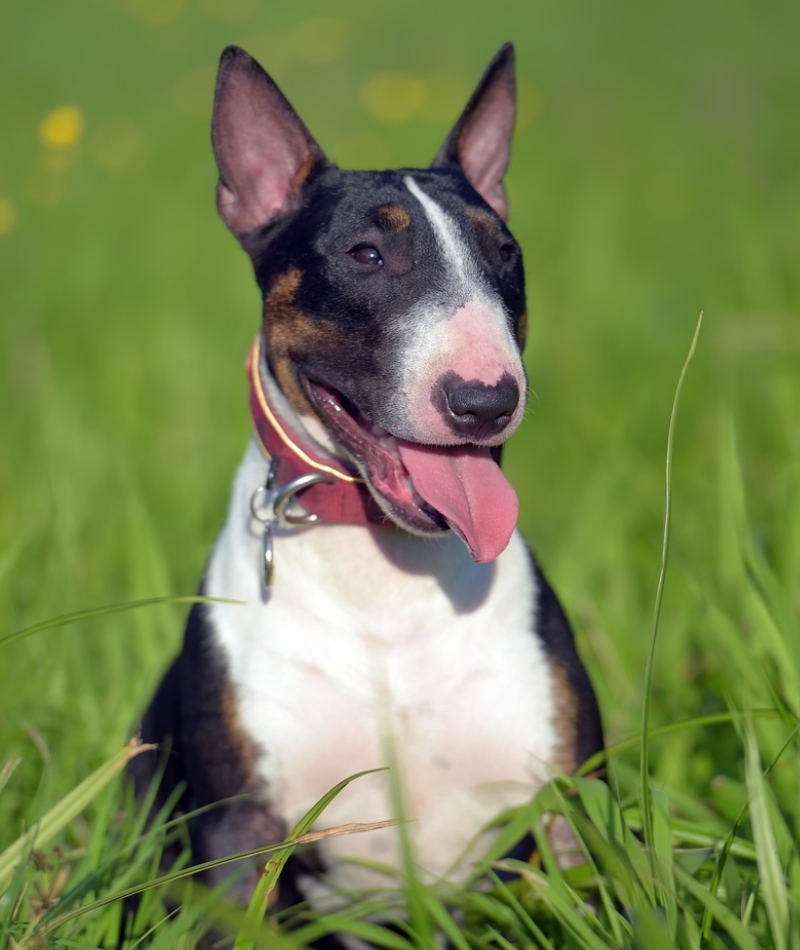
[362,73,425,125]
[39,106,85,150]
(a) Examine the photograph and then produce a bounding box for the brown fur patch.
[377,203,411,231]
[517,312,528,350]
[465,204,499,232]
[219,679,257,783]
[264,266,347,415]
[550,663,580,775]
[291,150,317,194]
[267,266,303,308]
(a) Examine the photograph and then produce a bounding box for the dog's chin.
[302,377,451,536]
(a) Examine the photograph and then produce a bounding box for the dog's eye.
[499,243,516,263]
[349,245,383,267]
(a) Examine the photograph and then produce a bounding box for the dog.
[131,42,603,915]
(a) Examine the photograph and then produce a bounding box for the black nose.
[440,373,520,440]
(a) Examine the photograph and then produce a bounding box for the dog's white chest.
[206,443,558,891]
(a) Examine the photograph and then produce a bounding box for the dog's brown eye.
[349,245,383,267]
[500,243,515,263]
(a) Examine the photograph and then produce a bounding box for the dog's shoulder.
[527,550,604,771]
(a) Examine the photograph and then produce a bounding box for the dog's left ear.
[212,46,327,245]
[431,43,516,220]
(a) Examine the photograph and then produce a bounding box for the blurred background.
[1,0,798,841]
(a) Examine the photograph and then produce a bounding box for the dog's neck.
[248,334,389,527]
[221,437,499,617]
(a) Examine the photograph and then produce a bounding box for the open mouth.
[304,378,519,564]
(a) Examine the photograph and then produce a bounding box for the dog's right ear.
[212,46,327,244]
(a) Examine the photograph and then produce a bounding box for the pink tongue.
[396,442,519,563]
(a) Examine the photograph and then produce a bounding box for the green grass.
[2,0,800,945]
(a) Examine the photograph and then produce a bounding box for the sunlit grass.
[2,313,799,946]
[2,0,799,944]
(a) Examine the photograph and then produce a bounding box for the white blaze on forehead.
[399,175,527,445]
[405,175,477,287]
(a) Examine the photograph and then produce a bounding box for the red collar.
[248,335,389,526]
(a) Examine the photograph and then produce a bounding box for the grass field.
[2,0,799,945]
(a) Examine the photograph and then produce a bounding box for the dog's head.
[212,44,528,563]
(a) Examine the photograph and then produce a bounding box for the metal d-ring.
[249,456,279,524]
[272,472,333,525]
[249,457,279,588]
[248,462,332,589]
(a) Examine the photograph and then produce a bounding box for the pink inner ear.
[460,138,509,219]
[213,59,320,238]
[457,82,514,219]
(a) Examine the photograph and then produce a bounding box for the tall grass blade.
[575,777,653,906]
[0,596,243,649]
[579,708,790,776]
[293,914,415,950]
[233,768,390,950]
[652,789,677,940]
[483,871,558,950]
[640,311,703,895]
[631,904,676,950]
[417,890,471,950]
[497,860,614,950]
[0,738,153,891]
[744,718,788,950]
[699,719,800,949]
[381,726,436,947]
[0,759,22,798]
[674,866,761,950]
[35,814,398,938]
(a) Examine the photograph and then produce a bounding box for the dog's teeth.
[372,424,388,437]
[380,434,398,451]
[405,474,422,503]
